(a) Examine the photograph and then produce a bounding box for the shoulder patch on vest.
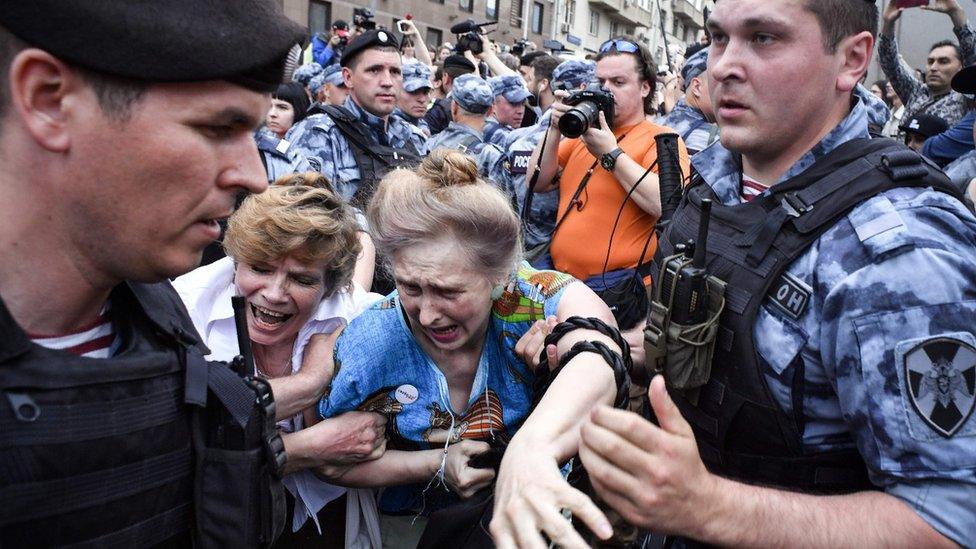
[767,271,811,321]
[904,336,976,438]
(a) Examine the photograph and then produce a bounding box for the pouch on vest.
[645,201,727,393]
[183,345,287,548]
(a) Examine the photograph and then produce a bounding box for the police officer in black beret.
[0,1,304,547]
[287,29,426,294]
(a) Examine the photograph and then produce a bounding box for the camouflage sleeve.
[488,128,510,148]
[290,125,342,184]
[877,33,925,110]
[410,128,428,156]
[480,145,507,190]
[955,23,976,67]
[291,152,312,174]
[821,191,976,546]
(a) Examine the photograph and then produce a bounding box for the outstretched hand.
[882,1,903,25]
[490,443,612,549]
[578,375,717,535]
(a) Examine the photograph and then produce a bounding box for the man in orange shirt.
[526,36,689,331]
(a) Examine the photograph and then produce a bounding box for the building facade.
[280,0,710,66]
[280,0,554,54]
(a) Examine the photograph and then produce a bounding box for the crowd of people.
[2,0,975,548]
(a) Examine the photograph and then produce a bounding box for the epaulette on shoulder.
[845,193,913,261]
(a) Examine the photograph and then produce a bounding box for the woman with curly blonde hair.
[174,173,385,546]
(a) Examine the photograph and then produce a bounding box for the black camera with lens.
[558,83,615,139]
[353,8,376,30]
[456,30,484,55]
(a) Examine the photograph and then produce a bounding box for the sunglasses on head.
[599,39,640,54]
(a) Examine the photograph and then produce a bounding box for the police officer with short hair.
[288,29,426,208]
[659,47,718,155]
[394,59,433,135]
[307,64,349,116]
[426,74,506,183]
[570,0,976,546]
[321,63,349,108]
[485,74,532,146]
[0,1,304,546]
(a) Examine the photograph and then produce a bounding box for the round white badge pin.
[395,384,419,404]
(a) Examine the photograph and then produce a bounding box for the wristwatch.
[600,147,625,171]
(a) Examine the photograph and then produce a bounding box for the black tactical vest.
[0,281,286,547]
[322,105,422,209]
[653,138,961,493]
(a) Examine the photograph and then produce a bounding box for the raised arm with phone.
[879,0,976,125]
[397,17,433,67]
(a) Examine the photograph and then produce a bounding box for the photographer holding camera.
[526,37,689,297]
[312,20,351,67]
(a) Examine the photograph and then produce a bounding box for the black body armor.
[652,138,960,493]
[0,281,286,547]
[321,105,422,209]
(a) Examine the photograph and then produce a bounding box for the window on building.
[511,0,524,28]
[565,0,576,25]
[610,20,619,38]
[308,0,332,36]
[460,0,474,13]
[531,2,544,34]
[487,0,498,20]
[588,10,599,35]
[427,28,443,48]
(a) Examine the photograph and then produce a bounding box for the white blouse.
[173,257,382,533]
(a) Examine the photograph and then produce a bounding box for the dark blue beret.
[0,0,306,92]
[339,29,400,68]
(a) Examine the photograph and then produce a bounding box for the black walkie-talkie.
[670,199,712,325]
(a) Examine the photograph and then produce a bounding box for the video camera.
[511,38,532,57]
[558,83,615,138]
[353,7,376,30]
[451,19,495,55]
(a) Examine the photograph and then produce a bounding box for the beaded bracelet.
[531,316,632,409]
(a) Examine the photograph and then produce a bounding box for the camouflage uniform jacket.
[483,117,513,148]
[392,108,430,134]
[286,97,428,201]
[427,121,506,186]
[691,92,976,546]
[878,23,976,126]
[254,128,311,183]
[498,111,560,249]
[659,99,718,155]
